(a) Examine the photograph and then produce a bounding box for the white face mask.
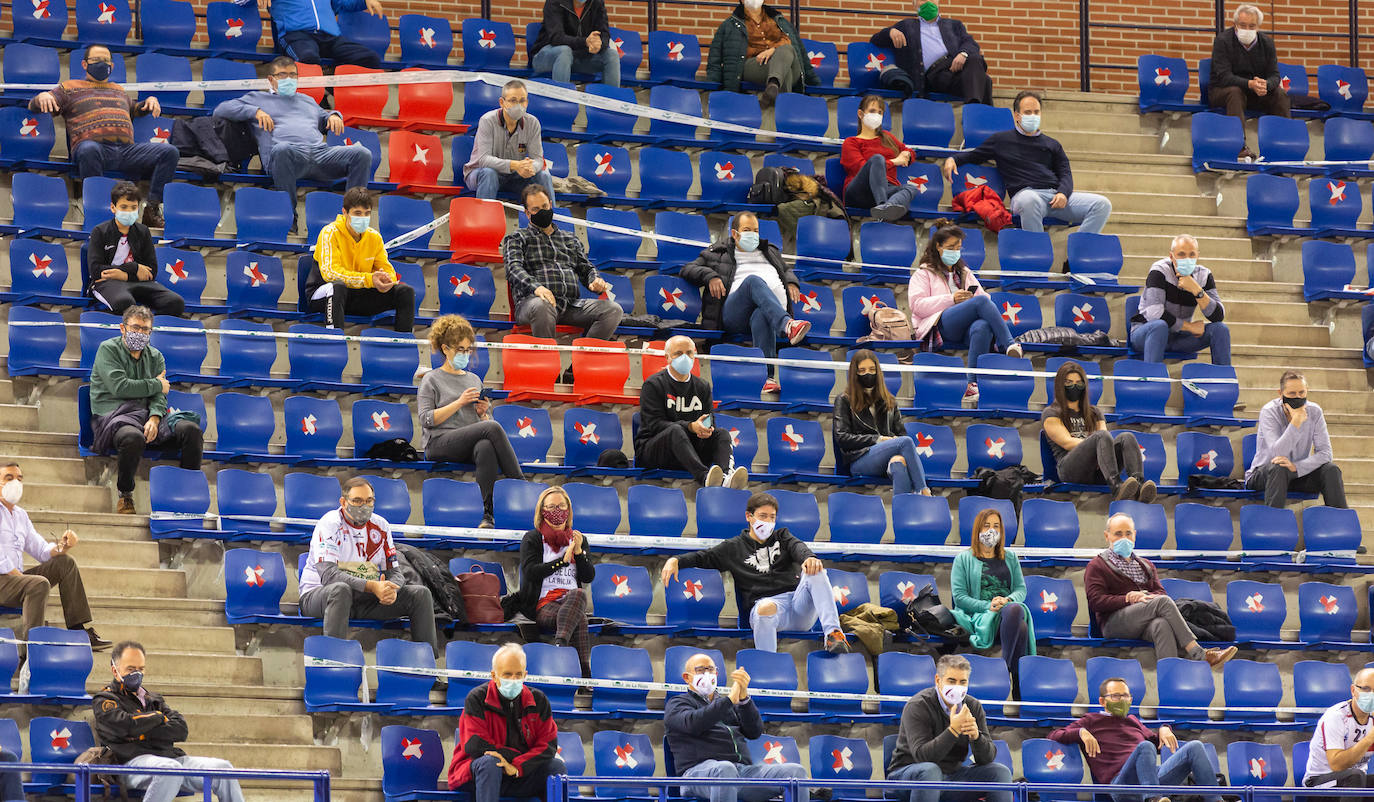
[1235,27,1257,45]
[978,527,1000,548]
[0,480,20,506]
[690,670,718,697]
[743,0,763,10]
[939,681,968,709]
[750,519,775,541]
[862,112,884,132]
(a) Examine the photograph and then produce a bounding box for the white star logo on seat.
[763,741,787,763]
[963,173,987,190]
[165,259,188,283]
[151,126,171,143]
[301,414,318,435]
[612,38,624,56]
[50,728,71,749]
[449,274,475,296]
[614,744,638,768]
[1194,449,1217,471]
[371,410,391,431]
[808,51,823,67]
[31,0,49,19]
[1072,304,1095,326]
[1328,180,1347,204]
[420,26,436,47]
[801,291,821,312]
[244,565,265,586]
[516,416,536,438]
[897,580,916,600]
[1246,593,1264,612]
[713,161,734,180]
[224,17,244,36]
[1337,79,1353,100]
[1040,589,1059,612]
[1249,757,1267,779]
[29,253,52,277]
[780,424,805,452]
[859,294,883,315]
[478,28,496,48]
[1280,76,1291,91]
[831,746,853,772]
[612,574,631,597]
[682,579,703,601]
[574,421,599,445]
[243,261,267,287]
[1320,595,1340,614]
[1045,749,1064,771]
[864,52,885,71]
[1001,302,1022,324]
[833,585,850,605]
[1153,67,1172,86]
[594,152,615,175]
[727,428,740,447]
[411,143,430,165]
[19,117,39,137]
[914,432,934,457]
[665,41,684,61]
[96,2,115,22]
[658,287,686,311]
[985,437,1005,458]
[401,737,423,760]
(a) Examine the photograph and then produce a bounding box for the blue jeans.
[1010,188,1112,234]
[72,139,179,203]
[1129,319,1231,365]
[844,154,915,210]
[887,760,1013,802]
[850,435,928,494]
[125,754,245,802]
[266,142,372,196]
[937,294,1014,382]
[1111,740,1220,802]
[469,167,556,202]
[531,44,621,87]
[721,275,790,364]
[682,759,810,802]
[467,753,567,802]
[748,569,843,652]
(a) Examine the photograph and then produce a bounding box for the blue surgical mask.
[1358,692,1374,714]
[1174,258,1197,276]
[497,678,524,700]
[1111,538,1134,558]
[1018,114,1041,134]
[737,231,760,252]
[941,249,961,267]
[276,77,298,97]
[114,209,138,227]
[671,354,694,376]
[349,215,370,235]
[450,352,470,371]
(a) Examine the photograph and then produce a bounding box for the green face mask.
[917,1,938,21]
[1105,700,1130,718]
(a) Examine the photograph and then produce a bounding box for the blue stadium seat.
[74,0,129,44]
[1023,575,1076,640]
[1245,173,1315,236]
[825,569,870,615]
[840,286,897,339]
[1109,360,1177,425]
[224,549,295,623]
[1303,505,1362,561]
[590,563,666,635]
[215,469,277,539]
[898,422,966,489]
[1109,500,1166,550]
[694,486,749,540]
[1324,116,1374,177]
[875,651,935,714]
[766,417,829,483]
[375,639,436,713]
[1301,240,1368,301]
[4,306,76,378]
[908,354,968,418]
[1258,115,1319,174]
[1222,659,1281,721]
[1309,176,1369,238]
[526,80,579,140]
[581,84,646,145]
[699,150,763,210]
[800,39,840,93]
[149,466,220,539]
[303,635,380,713]
[161,183,225,249]
[584,208,650,271]
[965,424,1023,475]
[635,147,697,208]
[974,354,1036,418]
[492,479,549,530]
[1160,578,1212,602]
[563,409,629,475]
[591,730,655,797]
[283,396,346,464]
[1226,580,1285,644]
[895,162,944,219]
[214,392,286,463]
[643,274,702,324]
[652,212,711,270]
[1173,502,1233,550]
[6,172,71,238]
[1085,656,1145,713]
[1021,498,1079,548]
[358,328,421,396]
[746,735,802,768]
[589,644,654,717]
[380,725,448,800]
[1155,657,1214,721]
[646,30,708,88]
[794,215,852,282]
[29,717,94,790]
[708,345,778,410]
[774,93,830,152]
[777,347,837,412]
[1297,581,1355,644]
[736,648,816,719]
[1053,293,1113,344]
[436,263,501,328]
[964,653,1011,709]
[1317,64,1371,118]
[664,570,731,636]
[1175,432,1239,488]
[26,626,92,703]
[419,479,484,537]
[233,187,297,251]
[557,731,587,776]
[559,483,619,535]
[824,493,886,544]
[10,0,67,45]
[1239,504,1298,552]
[1190,111,1251,172]
[359,473,408,527]
[622,485,686,538]
[1020,738,1085,795]
[607,28,643,86]
[459,18,512,70]
[891,494,952,546]
[1293,660,1351,716]
[0,107,59,171]
[1138,55,1201,113]
[398,14,454,67]
[0,44,60,104]
[857,221,917,282]
[707,90,767,150]
[351,401,417,467]
[901,98,957,156]
[525,643,581,713]
[806,651,874,718]
[224,252,289,319]
[845,42,895,93]
[1227,741,1288,791]
[286,324,354,393]
[995,228,1056,291]
[135,0,194,52]
[808,734,872,789]
[1066,231,1133,293]
[1017,655,1078,718]
[958,496,1016,546]
[201,58,256,108]
[283,473,342,537]
[647,84,703,148]
[960,104,1013,148]
[765,488,815,541]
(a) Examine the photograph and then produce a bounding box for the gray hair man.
[1207,4,1290,159]
[633,335,744,488]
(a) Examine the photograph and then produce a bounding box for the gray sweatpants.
[1101,596,1204,660]
[299,582,441,658]
[740,43,800,90]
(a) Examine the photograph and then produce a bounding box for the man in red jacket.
[448,643,564,799]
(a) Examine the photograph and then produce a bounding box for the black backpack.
[970,465,1040,516]
[747,166,793,206]
[365,438,420,462]
[903,583,969,644]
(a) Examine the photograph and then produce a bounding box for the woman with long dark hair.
[1042,360,1156,502]
[832,349,929,495]
[840,94,917,220]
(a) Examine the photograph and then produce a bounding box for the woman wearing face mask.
[950,508,1034,698]
[840,95,918,221]
[511,486,595,676]
[1042,361,1155,503]
[417,314,525,529]
[1129,233,1230,366]
[832,349,930,495]
[908,219,1021,401]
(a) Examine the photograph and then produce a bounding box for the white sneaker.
[1006,343,1023,359]
[704,465,724,487]
[726,466,749,489]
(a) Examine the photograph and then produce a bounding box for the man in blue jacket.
[270,0,383,68]
[870,1,992,104]
[665,654,808,802]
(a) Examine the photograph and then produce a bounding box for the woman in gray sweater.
[417,315,524,528]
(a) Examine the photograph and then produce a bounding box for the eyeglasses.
[271,72,299,79]
[543,503,570,511]
[1103,693,1131,701]
[690,666,717,675]
[124,324,152,334]
[451,346,476,355]
[346,497,376,505]
[1356,685,1374,694]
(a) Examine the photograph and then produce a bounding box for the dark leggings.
[425,421,525,515]
[994,602,1031,693]
[536,587,591,675]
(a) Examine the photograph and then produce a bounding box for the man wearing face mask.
[1245,370,1346,509]
[705,0,818,108]
[1208,4,1289,161]
[1130,234,1230,366]
[89,306,203,515]
[635,335,746,488]
[297,477,441,657]
[465,80,555,201]
[449,643,563,802]
[886,654,1010,802]
[0,463,108,651]
[93,641,246,802]
[666,653,808,802]
[680,212,809,395]
[1051,678,1219,802]
[1302,667,1374,799]
[302,187,416,332]
[942,91,1112,235]
[870,1,993,105]
[213,56,371,214]
[30,44,176,228]
[1086,514,1237,668]
[86,181,185,317]
[662,492,849,653]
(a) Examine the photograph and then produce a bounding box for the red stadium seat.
[449,197,506,263]
[296,62,326,105]
[397,69,468,133]
[334,65,401,129]
[388,130,461,195]
[502,334,575,402]
[572,338,633,405]
[639,339,701,383]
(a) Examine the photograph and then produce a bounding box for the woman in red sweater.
[840,95,917,221]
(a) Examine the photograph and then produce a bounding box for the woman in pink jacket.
[907,220,1021,401]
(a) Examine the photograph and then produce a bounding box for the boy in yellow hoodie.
[304,187,416,332]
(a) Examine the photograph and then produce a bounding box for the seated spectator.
[1209,4,1289,160]
[680,211,808,394]
[1130,235,1230,366]
[666,654,808,802]
[89,306,203,515]
[705,0,817,108]
[271,0,383,68]
[507,487,595,676]
[30,45,175,228]
[1086,513,1237,668]
[1245,370,1346,509]
[297,477,441,657]
[634,335,746,488]
[213,57,371,215]
[834,349,930,495]
[87,181,185,317]
[448,643,564,801]
[1043,361,1155,502]
[94,641,247,802]
[885,654,1012,802]
[908,220,1022,401]
[1302,667,1374,799]
[419,314,524,528]
[870,2,993,105]
[463,80,556,202]
[303,187,416,332]
[1050,677,1220,802]
[943,91,1112,234]
[503,184,622,342]
[662,492,849,653]
[530,0,620,87]
[0,462,109,651]
[841,95,918,221]
[951,509,1031,698]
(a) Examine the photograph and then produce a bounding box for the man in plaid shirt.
[503,185,623,340]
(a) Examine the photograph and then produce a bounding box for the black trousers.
[278,29,381,68]
[91,279,185,317]
[926,55,993,105]
[310,282,416,333]
[1304,767,1374,802]
[112,420,203,494]
[636,426,732,484]
[425,421,525,516]
[1246,461,1346,509]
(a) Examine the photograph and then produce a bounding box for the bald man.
[634,336,746,488]
[1130,235,1230,366]
[1303,667,1374,798]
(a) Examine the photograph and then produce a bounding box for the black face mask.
[857,373,879,389]
[1283,395,1306,409]
[86,60,113,82]
[530,207,555,229]
[1063,383,1086,402]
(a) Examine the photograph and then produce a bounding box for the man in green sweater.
[88,306,202,514]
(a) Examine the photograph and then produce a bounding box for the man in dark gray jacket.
[886,654,1012,802]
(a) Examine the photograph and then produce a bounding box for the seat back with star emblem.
[963,423,1022,476]
[206,0,262,55]
[664,570,725,630]
[844,43,894,92]
[284,395,344,460]
[437,261,499,321]
[877,571,938,626]
[807,734,871,781]
[29,717,93,787]
[224,253,285,315]
[1175,431,1233,483]
[894,161,944,217]
[1021,574,1076,639]
[6,237,70,305]
[563,409,624,468]
[591,564,653,625]
[591,730,655,795]
[380,725,444,797]
[458,18,508,69]
[350,400,414,460]
[1298,581,1356,644]
[1020,737,1085,791]
[746,734,801,767]
[698,150,753,205]
[1317,64,1370,115]
[491,405,553,465]
[0,105,56,164]
[840,286,897,339]
[400,13,453,66]
[1136,54,1191,111]
[801,38,838,87]
[765,416,824,477]
[1226,741,1287,791]
[11,0,67,41]
[74,0,128,44]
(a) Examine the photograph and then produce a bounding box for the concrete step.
[29,511,165,543]
[1036,129,1168,156]
[177,741,341,775]
[20,482,112,514]
[76,597,228,628]
[1120,255,1274,284]
[0,380,13,404]
[1097,191,1228,218]
[0,429,81,460]
[1236,387,1374,416]
[88,623,237,655]
[1114,233,1257,261]
[1214,299,1322,326]
[1228,363,1371,392]
[181,713,315,744]
[85,651,263,687]
[27,536,162,568]
[0,455,94,486]
[77,565,187,598]
[167,693,307,718]
[1226,321,1331,348]
[0,403,38,431]
[1074,170,1206,197]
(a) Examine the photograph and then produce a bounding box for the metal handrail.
[0,761,331,802]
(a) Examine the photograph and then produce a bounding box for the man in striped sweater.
[1129,234,1231,365]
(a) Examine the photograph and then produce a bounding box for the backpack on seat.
[857,302,915,363]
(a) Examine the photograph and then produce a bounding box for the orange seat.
[296,62,326,105]
[501,334,575,402]
[572,338,634,405]
[334,65,401,129]
[388,130,462,195]
[449,197,507,263]
[398,69,468,134]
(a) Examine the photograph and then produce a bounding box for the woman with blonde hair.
[512,486,595,675]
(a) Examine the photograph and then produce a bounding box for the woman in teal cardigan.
[950,507,1035,698]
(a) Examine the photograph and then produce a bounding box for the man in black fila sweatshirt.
[634,335,747,488]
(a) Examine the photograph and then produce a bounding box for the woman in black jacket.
[832,349,929,495]
[516,485,595,675]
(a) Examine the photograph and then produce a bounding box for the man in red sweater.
[1050,678,1221,802]
[1084,513,1236,667]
